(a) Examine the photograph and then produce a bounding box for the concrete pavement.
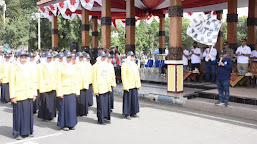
[1,96,257,144]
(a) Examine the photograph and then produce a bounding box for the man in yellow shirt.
[121,51,141,120]
[0,53,11,103]
[92,51,112,125]
[106,53,116,110]
[9,50,37,140]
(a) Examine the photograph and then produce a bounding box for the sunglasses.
[241,41,245,42]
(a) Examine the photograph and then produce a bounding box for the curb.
[113,89,187,105]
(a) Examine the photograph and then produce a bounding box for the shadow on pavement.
[0,126,13,139]
[33,115,60,131]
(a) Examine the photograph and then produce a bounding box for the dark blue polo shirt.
[211,57,233,80]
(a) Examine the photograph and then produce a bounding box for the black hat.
[19,50,28,57]
[76,52,84,57]
[45,52,53,58]
[106,53,112,58]
[220,49,227,55]
[64,51,72,57]
[127,51,134,56]
[84,53,90,59]
[14,52,19,57]
[28,52,35,58]
[57,53,64,58]
[4,53,11,58]
[98,51,106,57]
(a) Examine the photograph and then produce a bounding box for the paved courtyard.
[1,96,257,144]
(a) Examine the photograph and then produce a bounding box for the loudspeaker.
[70,42,79,52]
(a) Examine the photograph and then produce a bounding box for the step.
[184,98,257,121]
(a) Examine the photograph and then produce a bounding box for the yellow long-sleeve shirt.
[56,63,80,97]
[38,63,56,93]
[75,61,89,90]
[92,61,112,95]
[0,62,12,83]
[107,63,116,87]
[121,61,141,90]
[9,64,37,101]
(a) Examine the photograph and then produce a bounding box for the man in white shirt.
[236,38,251,73]
[203,45,217,83]
[182,44,189,70]
[190,42,202,71]
[250,43,257,62]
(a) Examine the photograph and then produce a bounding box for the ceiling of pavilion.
[37,0,248,22]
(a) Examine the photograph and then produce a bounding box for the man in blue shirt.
[209,49,233,106]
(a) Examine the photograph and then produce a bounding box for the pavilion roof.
[37,0,248,22]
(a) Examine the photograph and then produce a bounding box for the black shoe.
[104,119,111,124]
[14,135,22,140]
[97,122,107,125]
[215,101,223,105]
[125,116,131,120]
[69,126,76,130]
[224,101,229,107]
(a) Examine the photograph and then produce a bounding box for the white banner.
[187,14,222,46]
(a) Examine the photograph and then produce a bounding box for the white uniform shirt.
[183,49,189,65]
[203,48,217,62]
[190,48,202,64]
[236,45,251,64]
[251,50,257,62]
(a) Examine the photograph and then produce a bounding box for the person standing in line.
[0,53,12,103]
[250,44,257,62]
[9,50,37,140]
[121,51,141,120]
[235,38,251,73]
[107,54,116,111]
[75,52,89,116]
[84,53,94,107]
[92,51,112,125]
[56,51,79,131]
[190,42,202,71]
[28,53,40,114]
[203,45,217,83]
[182,44,189,70]
[223,42,234,60]
[38,52,56,121]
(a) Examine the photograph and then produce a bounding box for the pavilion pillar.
[52,15,58,51]
[227,0,238,51]
[159,14,165,55]
[101,0,111,50]
[216,10,223,53]
[81,8,90,51]
[166,0,183,93]
[92,16,98,49]
[247,0,257,50]
[125,0,135,53]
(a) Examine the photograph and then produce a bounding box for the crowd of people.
[0,48,141,140]
[182,39,257,106]
[183,39,257,83]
